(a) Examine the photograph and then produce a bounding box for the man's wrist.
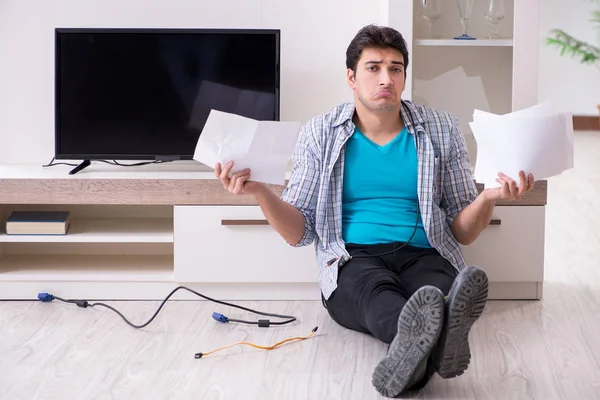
[252,184,271,201]
[480,188,498,205]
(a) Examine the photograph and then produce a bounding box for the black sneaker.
[372,285,445,397]
[434,265,489,379]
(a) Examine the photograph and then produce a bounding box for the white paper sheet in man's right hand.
[193,109,301,186]
[469,103,574,188]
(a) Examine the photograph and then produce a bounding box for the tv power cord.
[42,157,171,168]
[37,285,318,359]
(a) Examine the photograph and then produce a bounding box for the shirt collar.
[332,100,427,134]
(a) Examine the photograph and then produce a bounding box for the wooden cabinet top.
[0,177,547,206]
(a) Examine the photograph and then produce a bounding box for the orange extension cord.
[194,326,318,359]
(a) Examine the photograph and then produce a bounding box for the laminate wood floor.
[1,131,600,400]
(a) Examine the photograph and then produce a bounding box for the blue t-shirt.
[341,126,431,247]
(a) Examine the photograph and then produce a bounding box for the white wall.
[0,0,385,164]
[3,0,594,166]
[538,0,600,115]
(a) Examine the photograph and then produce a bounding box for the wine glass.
[454,0,476,40]
[421,0,442,39]
[484,0,505,39]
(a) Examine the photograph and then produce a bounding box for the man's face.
[347,47,406,114]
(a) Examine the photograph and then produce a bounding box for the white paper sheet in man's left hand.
[193,109,301,186]
[469,102,574,188]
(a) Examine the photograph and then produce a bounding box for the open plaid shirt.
[280,100,478,300]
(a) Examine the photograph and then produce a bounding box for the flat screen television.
[54,28,280,174]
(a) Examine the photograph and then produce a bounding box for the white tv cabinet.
[0,163,547,301]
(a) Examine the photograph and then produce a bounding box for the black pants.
[323,241,458,345]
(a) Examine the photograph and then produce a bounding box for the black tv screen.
[55,28,280,160]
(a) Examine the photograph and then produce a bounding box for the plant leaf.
[546,29,600,65]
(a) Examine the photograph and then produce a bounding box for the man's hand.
[451,170,535,245]
[215,160,307,246]
[485,171,535,202]
[215,161,265,196]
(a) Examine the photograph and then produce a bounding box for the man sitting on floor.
[215,24,535,397]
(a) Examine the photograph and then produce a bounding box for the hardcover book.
[5,211,71,235]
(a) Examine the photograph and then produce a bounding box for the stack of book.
[5,211,71,235]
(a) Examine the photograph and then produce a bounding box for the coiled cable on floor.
[37,285,318,358]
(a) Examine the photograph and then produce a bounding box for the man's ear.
[346,69,356,89]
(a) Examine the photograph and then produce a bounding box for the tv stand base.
[69,160,91,175]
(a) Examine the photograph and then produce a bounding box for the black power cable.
[42,157,172,168]
[38,285,296,329]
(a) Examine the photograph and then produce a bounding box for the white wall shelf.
[415,38,514,47]
[386,0,540,163]
[0,218,174,243]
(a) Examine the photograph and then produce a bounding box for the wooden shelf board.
[0,164,547,206]
[0,218,174,243]
[0,254,173,281]
[415,38,513,47]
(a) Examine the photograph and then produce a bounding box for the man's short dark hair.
[346,24,409,75]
